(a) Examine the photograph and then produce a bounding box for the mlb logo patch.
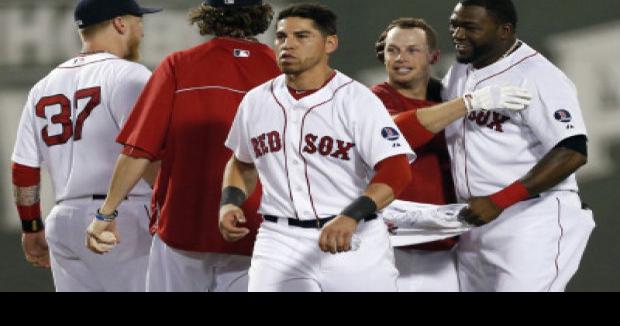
[554,109,572,123]
[381,127,400,141]
[234,49,250,58]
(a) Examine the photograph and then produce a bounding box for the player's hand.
[319,215,358,254]
[85,219,120,255]
[21,231,50,268]
[458,196,503,226]
[464,86,531,112]
[219,204,250,242]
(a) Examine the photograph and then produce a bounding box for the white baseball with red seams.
[441,41,595,291]
[225,70,415,291]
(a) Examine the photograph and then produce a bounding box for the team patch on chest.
[467,111,510,132]
[250,131,355,161]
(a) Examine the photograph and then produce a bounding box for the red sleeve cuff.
[370,154,412,197]
[394,111,436,149]
[122,144,156,160]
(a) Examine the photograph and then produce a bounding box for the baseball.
[99,231,117,243]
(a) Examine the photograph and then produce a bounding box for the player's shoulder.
[245,74,284,100]
[329,71,373,98]
[514,42,570,82]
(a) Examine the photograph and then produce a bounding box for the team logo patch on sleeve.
[554,109,572,123]
[381,127,400,141]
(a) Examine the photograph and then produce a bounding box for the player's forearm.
[222,156,258,197]
[142,160,161,188]
[416,98,467,133]
[520,147,587,196]
[362,183,396,210]
[100,154,151,215]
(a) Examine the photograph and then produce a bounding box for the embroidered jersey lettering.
[226,71,415,220]
[12,53,152,202]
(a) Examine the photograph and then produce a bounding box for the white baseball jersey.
[442,41,588,201]
[226,71,415,220]
[12,52,152,202]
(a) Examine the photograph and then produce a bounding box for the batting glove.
[463,85,532,112]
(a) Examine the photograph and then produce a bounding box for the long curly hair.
[188,3,274,38]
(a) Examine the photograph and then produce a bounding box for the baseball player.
[85,0,280,292]
[372,18,532,292]
[442,0,595,291]
[220,3,416,292]
[11,0,161,291]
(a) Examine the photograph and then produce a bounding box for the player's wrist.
[95,208,118,222]
[220,186,246,208]
[21,218,45,233]
[16,203,44,233]
[340,196,377,222]
[489,181,530,209]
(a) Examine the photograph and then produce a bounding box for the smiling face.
[274,17,337,76]
[383,26,437,88]
[449,3,508,68]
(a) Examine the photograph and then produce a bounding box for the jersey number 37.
[35,87,101,147]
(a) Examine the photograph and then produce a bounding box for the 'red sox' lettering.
[251,131,355,160]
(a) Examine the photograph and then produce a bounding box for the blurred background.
[1,0,618,291]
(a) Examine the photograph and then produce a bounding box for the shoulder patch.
[554,109,572,123]
[381,127,400,141]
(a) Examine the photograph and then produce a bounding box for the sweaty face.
[274,17,333,75]
[384,27,435,88]
[449,4,503,68]
[124,15,144,62]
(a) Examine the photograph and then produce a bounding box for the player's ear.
[325,35,338,55]
[111,16,127,35]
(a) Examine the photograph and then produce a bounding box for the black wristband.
[220,186,247,208]
[340,196,378,222]
[22,218,44,233]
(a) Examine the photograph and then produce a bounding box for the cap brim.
[138,7,163,15]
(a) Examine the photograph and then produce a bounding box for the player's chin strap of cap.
[340,196,378,222]
[203,0,263,7]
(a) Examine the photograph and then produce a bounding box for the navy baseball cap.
[75,0,162,28]
[204,0,263,8]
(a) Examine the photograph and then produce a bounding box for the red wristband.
[489,181,530,209]
[16,204,42,221]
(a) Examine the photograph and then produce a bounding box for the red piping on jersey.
[548,197,565,292]
[473,52,539,89]
[462,51,539,198]
[299,79,355,221]
[175,85,248,94]
[462,121,473,198]
[56,58,121,69]
[270,80,299,219]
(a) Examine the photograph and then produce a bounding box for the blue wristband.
[95,209,118,222]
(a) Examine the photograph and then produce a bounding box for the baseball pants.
[45,196,151,292]
[457,191,595,292]
[394,247,459,292]
[248,218,398,292]
[146,234,251,292]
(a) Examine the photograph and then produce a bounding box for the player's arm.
[86,152,152,254]
[12,163,50,268]
[396,86,532,148]
[218,155,258,242]
[142,160,161,188]
[460,135,588,226]
[319,154,411,254]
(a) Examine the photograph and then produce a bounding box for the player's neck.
[81,40,123,59]
[388,79,428,100]
[286,65,334,91]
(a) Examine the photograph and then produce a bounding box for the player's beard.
[125,35,142,62]
[279,56,322,76]
[455,42,497,66]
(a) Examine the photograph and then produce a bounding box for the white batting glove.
[463,85,532,112]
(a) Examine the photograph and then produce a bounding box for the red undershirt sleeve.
[370,154,411,197]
